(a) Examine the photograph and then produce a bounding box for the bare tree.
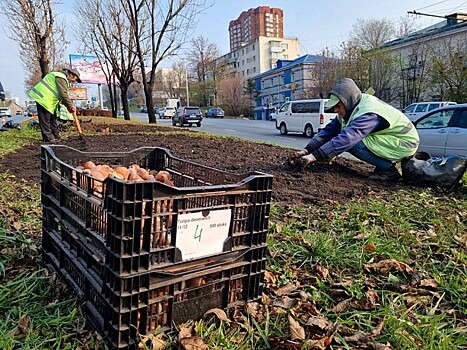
[187,35,220,106]
[427,38,467,102]
[0,0,67,88]
[218,76,249,117]
[349,18,395,51]
[395,16,420,38]
[75,0,140,119]
[125,0,209,123]
[162,62,187,103]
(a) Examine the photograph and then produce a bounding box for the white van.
[275,99,337,137]
[403,101,457,122]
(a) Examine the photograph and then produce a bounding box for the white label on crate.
[176,209,231,260]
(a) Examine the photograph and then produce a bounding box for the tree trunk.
[120,85,131,121]
[145,86,156,123]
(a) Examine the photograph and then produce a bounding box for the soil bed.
[1,121,410,205]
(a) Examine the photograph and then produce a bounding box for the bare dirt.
[1,120,409,205]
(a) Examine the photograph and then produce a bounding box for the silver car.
[413,104,467,157]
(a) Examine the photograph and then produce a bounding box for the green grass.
[0,124,466,349]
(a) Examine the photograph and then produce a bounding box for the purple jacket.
[305,113,389,160]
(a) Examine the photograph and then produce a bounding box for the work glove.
[288,151,316,170]
[288,148,308,166]
[300,153,316,167]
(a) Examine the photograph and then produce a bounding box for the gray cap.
[66,68,82,83]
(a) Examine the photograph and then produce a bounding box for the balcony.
[269,46,283,53]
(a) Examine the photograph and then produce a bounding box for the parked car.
[156,107,165,118]
[26,105,38,117]
[413,103,467,157]
[160,106,176,119]
[275,99,337,138]
[172,106,203,127]
[205,107,225,118]
[0,107,11,117]
[140,106,148,113]
[403,101,457,122]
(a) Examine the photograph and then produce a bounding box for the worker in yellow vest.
[28,68,81,142]
[290,78,419,181]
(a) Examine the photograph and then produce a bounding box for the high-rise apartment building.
[229,6,283,51]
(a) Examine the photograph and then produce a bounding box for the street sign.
[91,96,97,102]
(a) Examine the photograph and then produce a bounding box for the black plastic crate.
[41,145,272,349]
[103,249,266,349]
[43,225,266,349]
[41,145,272,272]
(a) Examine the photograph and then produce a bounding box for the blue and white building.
[253,54,326,120]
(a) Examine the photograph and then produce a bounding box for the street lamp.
[184,62,189,106]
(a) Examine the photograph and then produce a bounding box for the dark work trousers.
[37,102,60,141]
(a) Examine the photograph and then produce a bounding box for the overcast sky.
[1,0,466,104]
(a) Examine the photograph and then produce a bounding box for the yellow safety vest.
[28,72,69,114]
[342,94,420,161]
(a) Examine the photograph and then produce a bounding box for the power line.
[415,0,453,11]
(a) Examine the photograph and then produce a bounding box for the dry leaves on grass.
[364,258,413,275]
[332,289,380,313]
[138,333,167,350]
[288,314,306,341]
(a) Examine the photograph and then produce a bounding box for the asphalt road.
[130,113,308,150]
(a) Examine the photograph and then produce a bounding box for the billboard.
[69,54,107,84]
[69,87,87,100]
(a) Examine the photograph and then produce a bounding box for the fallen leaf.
[304,334,334,349]
[177,324,194,340]
[275,223,283,233]
[180,336,208,350]
[363,244,376,251]
[138,333,167,350]
[18,315,29,333]
[272,295,296,310]
[372,342,392,350]
[288,315,305,341]
[315,263,329,279]
[264,270,277,284]
[203,308,231,322]
[333,289,379,313]
[353,233,371,240]
[419,278,439,288]
[364,259,413,275]
[275,284,298,296]
[305,316,333,331]
[343,330,369,342]
[453,234,467,247]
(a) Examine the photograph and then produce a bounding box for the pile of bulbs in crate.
[75,160,175,247]
[76,161,174,185]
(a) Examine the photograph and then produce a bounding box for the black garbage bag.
[28,120,40,129]
[401,152,467,189]
[3,120,22,130]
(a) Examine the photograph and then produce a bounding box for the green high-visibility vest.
[28,72,69,114]
[341,94,420,161]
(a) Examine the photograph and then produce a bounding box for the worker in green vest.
[290,78,420,181]
[28,68,81,142]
